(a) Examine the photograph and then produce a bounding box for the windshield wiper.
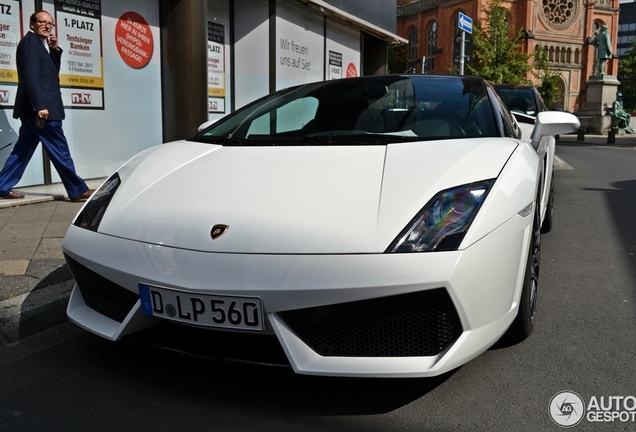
[189,136,250,146]
[302,133,419,145]
[190,133,421,146]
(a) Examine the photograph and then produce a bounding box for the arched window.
[567,48,572,64]
[575,48,580,64]
[504,11,512,37]
[549,46,555,62]
[407,26,418,73]
[555,78,566,111]
[555,47,561,63]
[426,21,437,72]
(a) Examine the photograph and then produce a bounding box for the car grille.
[65,254,139,323]
[123,321,290,367]
[278,288,462,357]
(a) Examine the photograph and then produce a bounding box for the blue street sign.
[458,12,473,34]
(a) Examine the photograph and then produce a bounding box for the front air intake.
[278,288,462,357]
[65,254,139,323]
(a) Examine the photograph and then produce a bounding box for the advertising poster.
[326,20,359,80]
[208,22,225,113]
[276,2,323,89]
[54,0,104,109]
[114,10,153,69]
[328,50,342,80]
[0,0,23,106]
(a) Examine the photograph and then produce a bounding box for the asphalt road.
[1,141,636,432]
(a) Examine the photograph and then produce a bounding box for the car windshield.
[192,75,500,146]
[494,87,539,117]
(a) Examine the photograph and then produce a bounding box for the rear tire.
[506,198,541,342]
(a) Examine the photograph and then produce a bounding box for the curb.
[0,280,74,347]
[0,194,60,209]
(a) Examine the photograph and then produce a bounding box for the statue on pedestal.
[591,25,612,76]
[608,92,634,133]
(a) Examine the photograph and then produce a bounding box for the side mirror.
[198,119,217,132]
[530,111,580,149]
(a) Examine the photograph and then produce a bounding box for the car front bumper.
[63,210,532,378]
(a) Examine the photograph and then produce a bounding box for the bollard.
[608,128,616,144]
[577,127,585,141]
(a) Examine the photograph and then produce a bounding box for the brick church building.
[396,0,620,112]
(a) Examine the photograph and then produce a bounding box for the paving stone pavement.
[0,179,104,346]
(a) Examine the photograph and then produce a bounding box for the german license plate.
[138,284,263,331]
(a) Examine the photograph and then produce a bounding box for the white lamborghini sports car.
[63,75,579,378]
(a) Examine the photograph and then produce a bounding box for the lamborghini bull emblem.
[210,224,229,240]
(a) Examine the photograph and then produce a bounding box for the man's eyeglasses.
[35,20,55,28]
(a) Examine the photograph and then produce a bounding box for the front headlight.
[73,173,121,232]
[387,179,495,253]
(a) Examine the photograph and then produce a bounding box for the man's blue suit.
[0,30,88,198]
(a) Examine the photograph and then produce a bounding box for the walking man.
[0,10,93,201]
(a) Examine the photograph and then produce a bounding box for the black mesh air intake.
[278,289,462,357]
[65,254,139,323]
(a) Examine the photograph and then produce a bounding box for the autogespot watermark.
[549,390,636,428]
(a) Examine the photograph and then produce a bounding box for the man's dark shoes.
[0,191,25,199]
[70,189,95,202]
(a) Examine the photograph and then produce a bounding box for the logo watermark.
[550,391,636,428]
[550,391,585,427]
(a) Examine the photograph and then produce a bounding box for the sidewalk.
[1,132,636,348]
[556,130,636,147]
[0,178,104,346]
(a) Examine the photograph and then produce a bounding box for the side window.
[247,97,319,136]
[489,87,521,138]
[500,109,521,139]
[276,97,319,133]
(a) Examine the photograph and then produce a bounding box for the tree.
[533,44,562,109]
[388,43,408,75]
[466,0,532,84]
[617,39,636,113]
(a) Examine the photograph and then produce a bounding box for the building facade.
[617,1,636,57]
[396,0,621,112]
[0,0,403,189]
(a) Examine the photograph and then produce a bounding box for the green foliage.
[466,0,532,84]
[388,43,408,74]
[533,44,561,109]
[617,39,636,112]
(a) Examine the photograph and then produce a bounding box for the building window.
[408,26,418,72]
[426,21,437,72]
[542,0,576,27]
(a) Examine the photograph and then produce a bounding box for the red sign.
[115,12,153,68]
[346,63,358,78]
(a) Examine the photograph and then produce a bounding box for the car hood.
[97,139,517,254]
